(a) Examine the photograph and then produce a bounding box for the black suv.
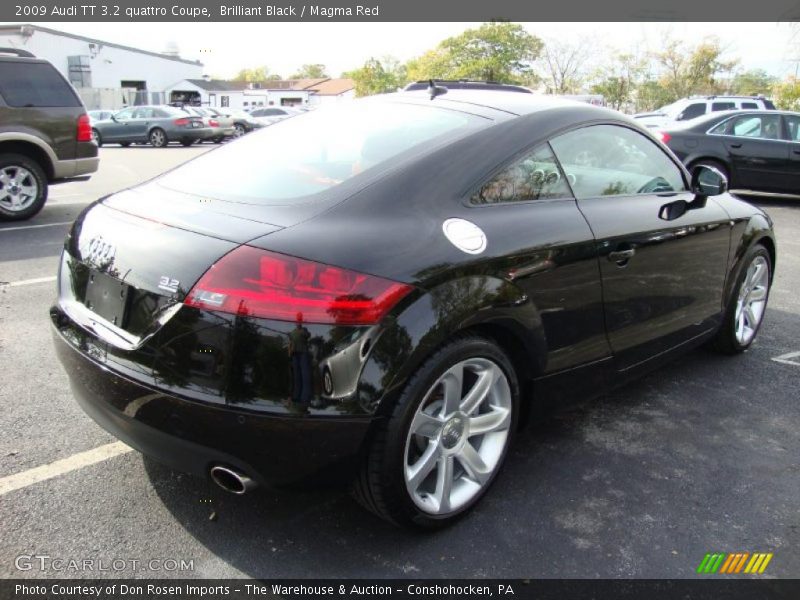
[0,48,99,221]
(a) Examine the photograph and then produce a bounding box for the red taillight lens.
[77,114,92,142]
[184,246,414,325]
[656,131,671,144]
[209,119,220,127]
[174,117,190,126]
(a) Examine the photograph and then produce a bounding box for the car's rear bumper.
[51,317,375,487]
[52,156,99,179]
[177,127,217,142]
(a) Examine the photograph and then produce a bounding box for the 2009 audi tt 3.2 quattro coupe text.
[51,88,776,528]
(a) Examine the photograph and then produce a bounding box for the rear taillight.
[173,117,190,126]
[656,131,671,144]
[184,246,414,325]
[77,114,92,142]
[209,119,220,127]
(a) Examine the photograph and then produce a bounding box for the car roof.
[385,89,613,120]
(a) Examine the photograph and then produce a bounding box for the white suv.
[634,96,776,129]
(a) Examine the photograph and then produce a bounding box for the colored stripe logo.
[696,552,773,574]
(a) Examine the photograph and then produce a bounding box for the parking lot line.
[4,276,57,287]
[0,221,72,232]
[0,442,133,496]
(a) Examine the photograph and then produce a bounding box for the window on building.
[221,96,229,107]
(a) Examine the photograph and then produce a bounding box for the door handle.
[729,143,742,149]
[793,150,800,155]
[608,248,636,263]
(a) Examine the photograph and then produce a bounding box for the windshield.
[654,101,684,117]
[157,100,487,204]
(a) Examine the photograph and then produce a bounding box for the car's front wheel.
[713,243,771,354]
[354,335,518,528]
[233,123,246,137]
[0,153,48,221]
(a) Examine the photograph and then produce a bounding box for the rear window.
[158,101,487,204]
[0,61,81,108]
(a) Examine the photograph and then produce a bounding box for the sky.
[13,21,800,79]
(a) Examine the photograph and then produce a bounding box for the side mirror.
[691,165,728,197]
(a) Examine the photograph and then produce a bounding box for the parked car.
[91,105,215,147]
[249,106,302,126]
[51,91,775,528]
[221,109,264,136]
[634,95,775,129]
[404,80,532,94]
[657,109,800,195]
[182,106,235,143]
[88,110,115,122]
[0,48,98,220]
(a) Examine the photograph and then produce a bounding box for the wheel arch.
[0,139,55,180]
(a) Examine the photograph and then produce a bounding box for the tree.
[406,22,543,84]
[344,57,407,97]
[773,76,800,111]
[590,52,645,110]
[728,69,776,96]
[539,38,594,94]
[232,66,281,82]
[290,64,329,79]
[653,37,738,100]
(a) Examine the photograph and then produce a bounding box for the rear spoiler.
[0,47,36,58]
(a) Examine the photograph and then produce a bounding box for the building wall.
[0,27,203,92]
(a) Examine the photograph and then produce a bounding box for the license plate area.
[85,270,130,327]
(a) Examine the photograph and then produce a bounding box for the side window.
[114,108,134,121]
[711,102,735,112]
[784,115,800,141]
[133,107,154,119]
[729,114,782,140]
[471,144,573,205]
[741,102,758,109]
[550,125,687,199]
[0,62,81,107]
[678,103,706,120]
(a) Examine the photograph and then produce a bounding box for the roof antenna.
[428,79,448,100]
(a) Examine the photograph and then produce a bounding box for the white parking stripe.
[0,221,72,232]
[0,442,133,496]
[4,276,57,287]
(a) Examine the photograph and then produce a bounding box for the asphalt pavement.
[0,146,798,579]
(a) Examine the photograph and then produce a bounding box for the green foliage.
[729,69,777,96]
[406,22,543,84]
[590,52,645,110]
[653,37,738,100]
[344,56,407,97]
[772,77,800,111]
[290,64,329,79]
[232,66,281,82]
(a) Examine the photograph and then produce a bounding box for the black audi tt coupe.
[51,89,776,528]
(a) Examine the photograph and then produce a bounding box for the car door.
[711,113,790,191]
[102,107,135,141]
[128,107,154,140]
[550,124,732,371]
[783,114,800,194]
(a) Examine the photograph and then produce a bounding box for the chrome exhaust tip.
[209,465,257,495]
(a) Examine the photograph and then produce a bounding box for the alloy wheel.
[0,165,39,212]
[404,357,512,515]
[734,255,769,346]
[150,129,166,147]
[234,124,245,137]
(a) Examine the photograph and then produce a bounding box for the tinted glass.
[784,115,800,141]
[741,102,758,109]
[0,61,80,107]
[679,103,706,120]
[471,144,572,204]
[158,101,487,204]
[550,125,686,198]
[712,102,735,111]
[725,115,782,139]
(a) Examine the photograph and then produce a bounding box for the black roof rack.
[0,47,36,58]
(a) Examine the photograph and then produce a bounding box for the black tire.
[212,137,223,144]
[352,334,519,528]
[233,123,246,137]
[180,139,195,147]
[119,142,131,148]
[91,128,102,147]
[0,153,48,221]
[149,128,168,148]
[712,243,771,354]
[691,159,730,187]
